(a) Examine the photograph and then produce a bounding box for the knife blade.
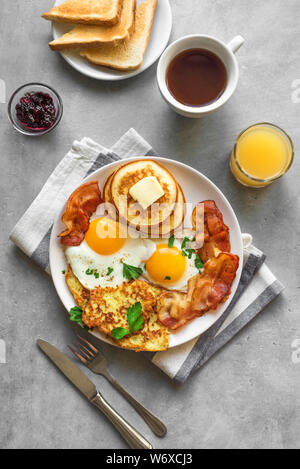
[37,339,97,401]
[37,339,152,449]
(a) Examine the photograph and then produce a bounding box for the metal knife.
[37,339,152,449]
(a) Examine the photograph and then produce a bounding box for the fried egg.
[142,238,200,292]
[65,217,200,293]
[65,217,153,290]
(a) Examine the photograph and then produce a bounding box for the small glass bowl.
[8,83,63,136]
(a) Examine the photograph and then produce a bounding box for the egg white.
[65,237,154,290]
[142,237,200,292]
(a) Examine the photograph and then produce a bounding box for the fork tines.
[68,335,99,365]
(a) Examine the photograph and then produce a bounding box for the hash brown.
[65,265,90,308]
[82,279,170,351]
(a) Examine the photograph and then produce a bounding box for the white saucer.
[51,0,173,80]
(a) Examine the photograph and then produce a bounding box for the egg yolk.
[146,244,186,284]
[85,218,126,255]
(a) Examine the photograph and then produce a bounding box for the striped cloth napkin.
[10,129,284,383]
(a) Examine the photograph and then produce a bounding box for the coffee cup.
[157,34,245,118]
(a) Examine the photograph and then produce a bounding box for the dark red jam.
[15,91,56,130]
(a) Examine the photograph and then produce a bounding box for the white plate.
[50,157,243,349]
[51,0,173,80]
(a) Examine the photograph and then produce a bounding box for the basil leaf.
[69,306,83,326]
[168,234,175,248]
[127,302,142,331]
[111,327,130,340]
[122,262,143,281]
[131,315,144,332]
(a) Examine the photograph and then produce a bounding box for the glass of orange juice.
[230,123,294,188]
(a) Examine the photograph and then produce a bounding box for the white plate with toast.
[50,157,243,350]
[50,0,172,80]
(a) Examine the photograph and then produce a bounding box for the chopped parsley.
[85,268,100,279]
[181,235,197,258]
[181,237,190,250]
[195,253,204,271]
[69,306,89,330]
[69,306,83,326]
[164,276,171,281]
[122,262,143,281]
[111,302,144,339]
[62,270,66,275]
[106,267,114,276]
[168,234,175,248]
[184,248,195,259]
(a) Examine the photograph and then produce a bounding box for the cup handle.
[227,35,245,54]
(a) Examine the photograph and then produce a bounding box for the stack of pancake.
[103,159,186,236]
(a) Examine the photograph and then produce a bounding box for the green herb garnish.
[111,327,130,340]
[131,315,144,332]
[69,306,83,326]
[111,302,144,339]
[62,270,66,275]
[164,276,171,280]
[168,234,175,248]
[122,262,143,281]
[106,267,114,276]
[181,237,190,250]
[195,253,204,270]
[185,248,195,259]
[127,302,144,332]
[85,268,99,279]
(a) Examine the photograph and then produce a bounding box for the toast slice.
[42,0,123,26]
[81,0,157,71]
[49,0,136,50]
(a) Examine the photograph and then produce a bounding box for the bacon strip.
[158,253,239,330]
[192,200,231,263]
[58,181,102,246]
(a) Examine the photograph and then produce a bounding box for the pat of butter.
[129,177,165,210]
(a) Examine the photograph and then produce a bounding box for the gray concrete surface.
[1,0,300,449]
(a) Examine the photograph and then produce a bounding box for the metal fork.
[68,335,167,437]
